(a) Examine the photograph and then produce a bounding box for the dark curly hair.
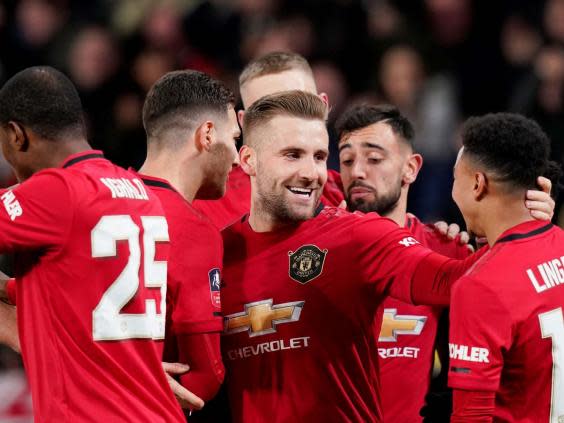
[142,69,235,140]
[335,104,415,149]
[0,66,86,140]
[461,113,562,197]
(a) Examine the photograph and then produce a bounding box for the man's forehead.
[241,70,317,107]
[339,122,399,151]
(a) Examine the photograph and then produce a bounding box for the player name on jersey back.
[100,177,149,200]
[527,255,564,293]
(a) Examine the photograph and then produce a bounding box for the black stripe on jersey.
[141,178,175,191]
[450,366,471,374]
[496,223,553,244]
[62,153,104,168]
[314,202,325,216]
[213,312,222,317]
[407,217,413,229]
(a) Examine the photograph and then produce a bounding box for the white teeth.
[288,187,313,196]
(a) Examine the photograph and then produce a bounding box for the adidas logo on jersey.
[398,237,419,247]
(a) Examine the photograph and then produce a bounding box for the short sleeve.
[0,170,73,253]
[448,277,512,392]
[168,220,223,334]
[353,215,434,302]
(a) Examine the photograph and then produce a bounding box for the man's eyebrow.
[338,141,385,153]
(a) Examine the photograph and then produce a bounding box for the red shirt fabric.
[220,206,469,422]
[448,220,564,422]
[137,173,223,336]
[1,151,184,422]
[193,167,345,230]
[378,216,471,423]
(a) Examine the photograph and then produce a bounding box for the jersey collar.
[495,220,553,245]
[61,150,104,168]
[136,172,177,192]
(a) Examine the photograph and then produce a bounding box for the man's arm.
[451,389,495,422]
[0,301,19,352]
[177,332,225,403]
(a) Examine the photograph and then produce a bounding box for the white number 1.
[91,215,169,341]
[539,307,564,422]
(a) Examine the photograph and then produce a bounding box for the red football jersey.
[221,206,473,422]
[138,174,223,342]
[448,221,564,421]
[378,216,471,423]
[193,167,345,230]
[0,151,184,422]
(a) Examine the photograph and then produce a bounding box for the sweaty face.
[253,115,328,224]
[200,106,240,199]
[240,69,318,108]
[339,122,407,216]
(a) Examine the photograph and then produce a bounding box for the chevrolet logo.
[378,308,427,342]
[224,299,305,337]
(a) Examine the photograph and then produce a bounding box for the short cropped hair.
[142,70,235,140]
[335,104,415,149]
[243,90,327,144]
[461,113,562,194]
[0,66,85,140]
[239,51,313,87]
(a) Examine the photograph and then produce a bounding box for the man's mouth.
[287,186,314,198]
[348,186,374,200]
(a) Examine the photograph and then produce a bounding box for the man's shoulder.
[407,215,471,259]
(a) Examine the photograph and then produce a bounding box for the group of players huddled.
[0,51,561,422]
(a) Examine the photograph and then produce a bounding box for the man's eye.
[368,158,383,164]
[340,159,353,166]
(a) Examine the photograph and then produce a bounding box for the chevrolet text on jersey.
[100,177,149,200]
[449,343,490,363]
[527,257,564,293]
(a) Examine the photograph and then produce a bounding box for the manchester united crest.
[288,244,328,284]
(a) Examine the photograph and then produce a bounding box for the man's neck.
[139,153,203,203]
[481,197,536,246]
[39,139,92,169]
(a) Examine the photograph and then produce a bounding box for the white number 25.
[91,215,169,341]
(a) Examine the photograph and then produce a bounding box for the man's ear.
[237,110,245,128]
[239,145,257,176]
[194,121,215,152]
[7,121,29,152]
[318,92,329,106]
[474,172,488,200]
[403,153,423,185]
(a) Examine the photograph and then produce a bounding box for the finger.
[458,231,470,245]
[446,223,460,239]
[162,362,190,375]
[406,212,416,219]
[465,243,475,253]
[525,200,552,220]
[338,200,347,209]
[526,190,553,202]
[433,221,448,235]
[537,176,552,195]
[529,210,551,221]
[169,378,205,410]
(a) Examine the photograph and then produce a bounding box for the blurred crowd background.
[1,0,564,420]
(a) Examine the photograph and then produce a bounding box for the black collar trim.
[141,178,175,192]
[496,223,553,244]
[62,153,104,168]
[314,202,325,217]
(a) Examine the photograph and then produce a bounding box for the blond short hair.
[243,90,327,146]
[239,51,314,87]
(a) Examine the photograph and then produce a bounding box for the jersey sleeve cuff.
[448,374,499,392]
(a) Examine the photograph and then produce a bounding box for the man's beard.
[255,178,319,225]
[346,181,401,216]
[196,143,231,199]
